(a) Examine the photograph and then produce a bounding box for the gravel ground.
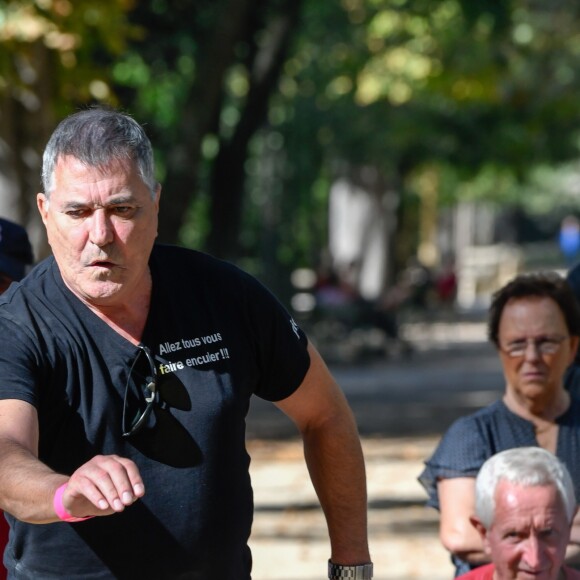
[248,437,455,580]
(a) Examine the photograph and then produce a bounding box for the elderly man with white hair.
[462,447,580,579]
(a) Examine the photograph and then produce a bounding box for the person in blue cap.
[0,217,34,293]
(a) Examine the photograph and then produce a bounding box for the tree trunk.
[0,42,55,262]
[205,0,302,260]
[157,0,255,244]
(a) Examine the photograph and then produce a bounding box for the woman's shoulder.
[423,400,523,473]
[445,400,507,434]
[420,402,505,484]
[565,395,580,417]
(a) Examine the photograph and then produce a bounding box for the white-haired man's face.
[472,481,572,580]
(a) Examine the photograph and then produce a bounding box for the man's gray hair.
[42,107,157,198]
[475,447,576,528]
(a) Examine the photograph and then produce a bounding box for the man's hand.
[0,401,145,523]
[61,454,145,518]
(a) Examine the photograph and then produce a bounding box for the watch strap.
[328,560,373,579]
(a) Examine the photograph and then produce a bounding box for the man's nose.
[89,210,114,247]
[521,535,547,570]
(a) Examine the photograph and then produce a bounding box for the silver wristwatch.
[328,560,373,579]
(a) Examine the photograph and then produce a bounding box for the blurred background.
[3,1,580,577]
[3,0,580,315]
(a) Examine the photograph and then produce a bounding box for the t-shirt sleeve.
[0,312,41,407]
[418,414,489,509]
[238,270,310,402]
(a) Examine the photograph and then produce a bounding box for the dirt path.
[248,436,454,580]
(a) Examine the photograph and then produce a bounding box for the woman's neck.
[503,388,570,424]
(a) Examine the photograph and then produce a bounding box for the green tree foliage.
[110,0,302,266]
[262,0,580,274]
[4,0,580,274]
[0,0,134,235]
[286,0,580,180]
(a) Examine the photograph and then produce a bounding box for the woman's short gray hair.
[42,107,157,198]
[475,447,576,528]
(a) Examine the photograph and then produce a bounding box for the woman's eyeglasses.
[501,335,569,358]
[122,344,159,438]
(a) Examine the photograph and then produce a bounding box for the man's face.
[37,155,160,307]
[497,296,578,407]
[484,481,571,580]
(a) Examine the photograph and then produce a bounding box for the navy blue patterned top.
[419,397,580,576]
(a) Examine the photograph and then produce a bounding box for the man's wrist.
[328,559,373,579]
[53,483,94,523]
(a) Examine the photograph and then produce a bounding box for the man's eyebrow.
[61,195,137,210]
[61,201,87,210]
[108,194,138,205]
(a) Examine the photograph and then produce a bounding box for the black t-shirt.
[0,244,310,579]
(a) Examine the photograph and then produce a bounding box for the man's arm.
[275,342,370,565]
[0,399,144,523]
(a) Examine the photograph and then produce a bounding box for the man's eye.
[113,206,135,216]
[66,210,88,219]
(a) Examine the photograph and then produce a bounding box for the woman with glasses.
[419,271,580,577]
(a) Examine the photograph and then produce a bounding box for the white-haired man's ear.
[470,515,492,556]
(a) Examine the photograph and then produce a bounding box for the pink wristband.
[53,483,94,523]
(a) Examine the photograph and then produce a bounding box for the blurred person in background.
[560,216,580,268]
[0,217,33,294]
[0,217,34,580]
[435,255,457,308]
[419,272,580,576]
[462,447,580,580]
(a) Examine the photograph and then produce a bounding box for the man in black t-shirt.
[0,108,372,579]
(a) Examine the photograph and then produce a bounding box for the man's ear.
[470,515,492,555]
[37,193,49,225]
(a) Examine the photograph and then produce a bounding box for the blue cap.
[0,218,34,281]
